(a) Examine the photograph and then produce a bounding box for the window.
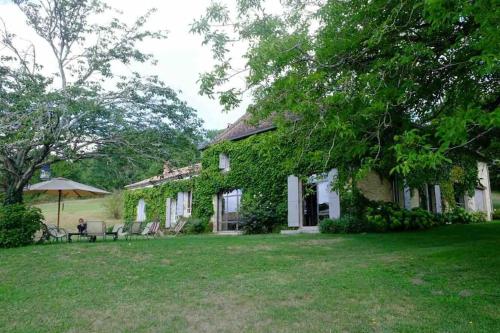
[219,189,242,231]
[176,191,192,217]
[392,177,404,207]
[317,181,330,220]
[219,153,230,172]
[419,184,438,213]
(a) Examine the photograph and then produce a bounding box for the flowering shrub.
[366,202,437,232]
[240,196,280,234]
[438,207,486,225]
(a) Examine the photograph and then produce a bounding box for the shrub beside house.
[124,113,494,234]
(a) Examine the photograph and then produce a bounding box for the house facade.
[124,114,493,232]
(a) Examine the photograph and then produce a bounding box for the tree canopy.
[0,0,202,204]
[192,0,499,192]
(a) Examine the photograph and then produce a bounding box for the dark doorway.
[303,185,318,226]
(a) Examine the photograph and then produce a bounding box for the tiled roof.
[202,113,276,149]
[124,163,201,190]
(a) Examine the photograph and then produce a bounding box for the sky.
[0,0,248,130]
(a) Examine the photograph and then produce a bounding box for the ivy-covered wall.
[124,178,194,223]
[124,127,483,227]
[124,129,329,226]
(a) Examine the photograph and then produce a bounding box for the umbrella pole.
[57,190,61,231]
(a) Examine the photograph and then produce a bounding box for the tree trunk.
[3,170,34,206]
[4,182,24,205]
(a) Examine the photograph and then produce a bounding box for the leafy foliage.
[0,0,202,204]
[321,198,488,234]
[366,203,438,232]
[123,179,194,223]
[319,216,362,234]
[0,204,43,248]
[103,190,124,220]
[192,0,499,195]
[240,194,280,234]
[183,217,209,234]
[438,207,487,225]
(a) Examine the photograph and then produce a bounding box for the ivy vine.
[124,129,481,225]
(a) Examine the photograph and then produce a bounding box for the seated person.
[77,218,87,234]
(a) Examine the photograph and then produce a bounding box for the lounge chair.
[42,222,68,242]
[125,222,143,240]
[107,224,124,240]
[141,221,160,238]
[86,221,107,241]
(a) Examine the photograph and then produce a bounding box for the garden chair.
[105,224,123,241]
[115,223,130,238]
[86,221,107,241]
[42,222,68,242]
[125,222,143,240]
[141,221,160,238]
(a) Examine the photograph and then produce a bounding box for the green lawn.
[34,198,120,231]
[1,224,500,332]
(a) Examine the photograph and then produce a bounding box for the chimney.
[163,161,173,175]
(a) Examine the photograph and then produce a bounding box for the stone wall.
[357,171,393,202]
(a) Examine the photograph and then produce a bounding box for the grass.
[34,198,120,231]
[0,223,499,332]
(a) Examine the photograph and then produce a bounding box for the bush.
[493,208,500,221]
[184,217,209,234]
[103,190,124,219]
[319,215,366,234]
[0,204,44,248]
[366,202,437,232]
[240,197,280,234]
[340,189,371,222]
[439,207,486,225]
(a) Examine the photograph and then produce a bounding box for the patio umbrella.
[24,178,110,229]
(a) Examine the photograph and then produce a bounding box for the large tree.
[192,0,499,192]
[0,0,202,204]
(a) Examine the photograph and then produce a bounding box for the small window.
[219,153,230,172]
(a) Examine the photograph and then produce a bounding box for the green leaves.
[193,0,498,193]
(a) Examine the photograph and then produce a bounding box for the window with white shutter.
[219,153,230,172]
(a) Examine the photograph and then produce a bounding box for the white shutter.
[403,185,411,209]
[327,169,341,219]
[219,154,225,169]
[166,198,172,228]
[176,192,184,216]
[287,175,302,227]
[434,185,442,213]
[171,199,177,226]
[137,199,146,222]
[474,189,485,212]
[219,154,229,170]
